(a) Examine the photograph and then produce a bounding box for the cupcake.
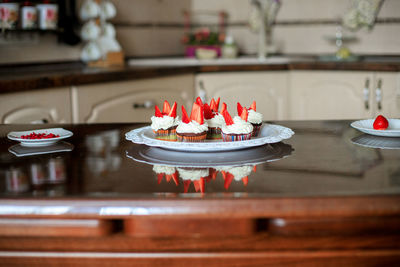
[204,100,225,140]
[221,106,253,142]
[150,101,179,141]
[152,165,179,186]
[177,167,209,193]
[220,165,256,189]
[176,103,208,142]
[238,101,263,137]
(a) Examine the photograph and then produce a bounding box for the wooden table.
[0,121,399,266]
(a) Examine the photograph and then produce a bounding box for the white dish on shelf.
[125,124,294,152]
[126,143,293,168]
[8,141,74,157]
[7,128,73,147]
[350,119,400,137]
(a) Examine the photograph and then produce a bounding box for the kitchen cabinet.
[289,71,400,120]
[0,87,71,124]
[74,74,194,123]
[195,72,289,120]
[374,72,400,118]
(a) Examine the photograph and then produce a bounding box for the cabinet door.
[195,72,289,120]
[374,72,400,118]
[0,87,71,124]
[75,74,194,123]
[290,71,374,120]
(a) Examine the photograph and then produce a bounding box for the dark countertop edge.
[1,61,400,94]
[0,195,399,218]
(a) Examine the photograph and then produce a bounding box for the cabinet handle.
[376,79,382,111]
[133,100,155,109]
[363,78,370,110]
[198,80,207,103]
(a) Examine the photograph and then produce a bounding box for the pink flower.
[0,7,10,21]
[46,9,55,20]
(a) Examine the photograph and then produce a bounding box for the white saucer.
[7,128,73,147]
[351,134,400,149]
[351,119,400,137]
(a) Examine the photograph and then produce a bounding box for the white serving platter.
[351,119,400,137]
[351,134,400,150]
[7,128,73,147]
[8,141,74,157]
[125,124,294,152]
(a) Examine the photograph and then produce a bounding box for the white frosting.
[151,115,179,131]
[248,109,263,124]
[177,168,209,181]
[221,166,253,181]
[221,116,253,134]
[152,165,176,175]
[176,120,208,134]
[206,113,225,128]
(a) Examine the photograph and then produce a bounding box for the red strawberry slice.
[190,103,204,125]
[155,105,163,117]
[240,108,249,122]
[183,180,191,193]
[210,98,217,112]
[162,100,171,115]
[253,165,257,172]
[171,171,179,186]
[193,180,200,192]
[199,177,205,194]
[203,103,214,120]
[215,97,220,110]
[237,102,244,116]
[250,101,256,111]
[373,115,389,130]
[222,110,234,126]
[181,105,191,124]
[168,102,177,118]
[196,96,204,107]
[220,102,227,114]
[242,176,249,186]
[209,168,218,180]
[157,173,164,184]
[221,171,234,190]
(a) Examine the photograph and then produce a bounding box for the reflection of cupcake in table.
[204,98,225,140]
[238,101,263,137]
[177,167,209,193]
[221,165,257,190]
[152,165,179,186]
[221,105,253,142]
[151,101,179,141]
[176,103,208,142]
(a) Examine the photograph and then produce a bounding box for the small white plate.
[351,119,400,137]
[125,124,294,152]
[8,141,74,157]
[7,128,73,147]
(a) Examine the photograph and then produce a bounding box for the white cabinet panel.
[289,71,374,120]
[195,72,289,120]
[76,74,194,123]
[374,72,400,118]
[0,87,71,124]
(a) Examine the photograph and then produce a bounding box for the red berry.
[373,115,389,130]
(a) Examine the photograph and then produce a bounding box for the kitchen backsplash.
[1,0,400,64]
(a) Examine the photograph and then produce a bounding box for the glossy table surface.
[0,121,400,218]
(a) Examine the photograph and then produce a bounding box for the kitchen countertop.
[1,56,400,94]
[0,120,399,218]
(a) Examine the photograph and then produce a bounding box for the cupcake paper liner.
[206,127,222,140]
[251,124,262,137]
[177,132,207,142]
[153,127,177,141]
[221,132,252,142]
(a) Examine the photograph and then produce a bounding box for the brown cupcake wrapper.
[177,132,207,142]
